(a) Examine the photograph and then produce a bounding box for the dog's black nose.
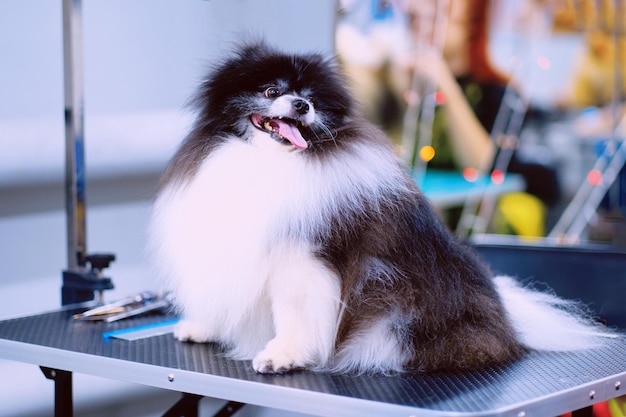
[293,99,310,115]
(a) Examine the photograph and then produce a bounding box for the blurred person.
[337,0,561,235]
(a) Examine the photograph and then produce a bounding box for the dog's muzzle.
[250,114,309,149]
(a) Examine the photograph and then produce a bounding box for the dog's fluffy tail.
[494,275,616,351]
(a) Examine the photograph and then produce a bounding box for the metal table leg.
[41,367,73,417]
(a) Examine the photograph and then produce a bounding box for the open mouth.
[250,114,308,150]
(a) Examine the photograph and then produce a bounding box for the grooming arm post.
[60,0,115,306]
[63,0,86,270]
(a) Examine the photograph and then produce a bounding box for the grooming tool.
[73,291,170,322]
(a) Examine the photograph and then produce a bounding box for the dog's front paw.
[173,320,211,343]
[252,340,307,374]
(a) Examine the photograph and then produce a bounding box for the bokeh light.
[537,56,551,70]
[419,145,436,162]
[587,169,602,186]
[434,91,447,105]
[404,90,420,105]
[491,169,505,184]
[463,167,478,182]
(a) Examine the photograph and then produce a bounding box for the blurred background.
[1,0,624,415]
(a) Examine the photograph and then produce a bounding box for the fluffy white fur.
[331,314,412,374]
[150,128,410,372]
[494,276,615,351]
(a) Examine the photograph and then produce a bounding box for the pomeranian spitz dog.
[149,42,610,374]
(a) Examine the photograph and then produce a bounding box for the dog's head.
[192,42,355,152]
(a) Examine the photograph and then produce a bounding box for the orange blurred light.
[463,167,478,182]
[491,169,505,184]
[587,169,602,185]
[419,145,436,162]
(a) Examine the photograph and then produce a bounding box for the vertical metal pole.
[63,0,87,269]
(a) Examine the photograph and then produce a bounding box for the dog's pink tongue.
[272,119,308,149]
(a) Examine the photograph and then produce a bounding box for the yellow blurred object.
[495,192,546,238]
[608,395,626,417]
[550,0,626,107]
[570,33,626,107]
[552,0,623,33]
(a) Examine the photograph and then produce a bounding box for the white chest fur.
[150,134,323,353]
[149,132,408,363]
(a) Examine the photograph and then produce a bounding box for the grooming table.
[0,307,624,417]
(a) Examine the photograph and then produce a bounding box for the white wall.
[0,0,336,120]
[0,0,336,294]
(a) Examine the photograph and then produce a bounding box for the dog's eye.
[264,87,281,98]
